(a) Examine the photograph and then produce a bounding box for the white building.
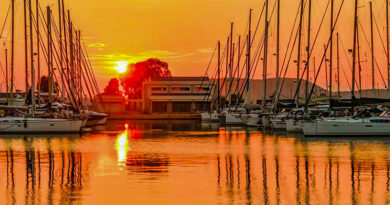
[142,77,215,114]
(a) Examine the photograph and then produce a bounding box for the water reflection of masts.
[304,142,310,205]
[6,148,16,204]
[350,142,357,205]
[47,139,55,204]
[245,131,251,205]
[261,136,269,205]
[273,138,281,205]
[24,137,37,204]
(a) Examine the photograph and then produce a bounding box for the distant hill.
[216,78,327,103]
[339,89,390,99]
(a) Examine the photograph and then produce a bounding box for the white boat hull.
[201,112,219,122]
[220,113,244,126]
[241,114,260,127]
[286,119,303,133]
[271,119,286,130]
[303,118,390,136]
[0,117,82,133]
[262,116,271,128]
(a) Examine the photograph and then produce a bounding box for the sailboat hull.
[0,117,82,133]
[302,118,390,136]
[286,119,303,133]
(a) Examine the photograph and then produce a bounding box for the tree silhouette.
[104,78,121,95]
[120,58,171,99]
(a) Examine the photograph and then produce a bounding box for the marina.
[0,120,390,204]
[1,0,390,204]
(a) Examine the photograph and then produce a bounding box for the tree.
[39,76,59,93]
[120,58,171,98]
[104,78,121,95]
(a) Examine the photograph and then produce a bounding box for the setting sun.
[114,61,129,73]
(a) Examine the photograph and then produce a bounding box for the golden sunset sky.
[0,0,388,91]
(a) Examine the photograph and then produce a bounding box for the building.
[95,94,126,114]
[142,77,215,114]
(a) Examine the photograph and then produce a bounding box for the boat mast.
[10,0,14,106]
[69,10,76,105]
[217,41,220,110]
[276,0,280,94]
[306,0,312,103]
[229,22,233,107]
[24,0,29,94]
[58,0,64,101]
[387,0,390,90]
[247,10,252,101]
[337,33,341,98]
[47,6,53,104]
[36,0,40,105]
[238,35,241,80]
[29,0,35,117]
[5,49,8,96]
[370,1,375,95]
[351,0,358,110]
[262,0,269,110]
[329,0,334,110]
[78,30,83,103]
[357,22,362,96]
[297,0,304,108]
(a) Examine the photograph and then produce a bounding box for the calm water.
[1,120,390,205]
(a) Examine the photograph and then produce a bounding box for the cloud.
[88,43,106,48]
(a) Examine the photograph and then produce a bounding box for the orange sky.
[0,0,389,92]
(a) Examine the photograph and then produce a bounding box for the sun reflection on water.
[116,129,129,165]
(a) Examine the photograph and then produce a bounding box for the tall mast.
[387,0,390,90]
[29,0,35,117]
[69,10,75,100]
[370,1,375,95]
[276,0,280,93]
[36,0,40,105]
[47,6,53,103]
[62,0,69,81]
[238,35,241,80]
[247,10,252,97]
[325,46,329,94]
[297,0,304,107]
[217,41,221,110]
[10,0,14,106]
[5,49,8,95]
[24,0,29,94]
[337,33,340,98]
[229,22,233,106]
[58,0,64,101]
[357,22,362,95]
[225,36,229,104]
[262,0,269,109]
[306,0,312,103]
[351,0,358,109]
[78,30,82,102]
[329,0,334,110]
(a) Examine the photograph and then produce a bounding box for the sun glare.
[114,61,129,73]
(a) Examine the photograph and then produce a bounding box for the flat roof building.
[142,77,215,114]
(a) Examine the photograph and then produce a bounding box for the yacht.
[302,116,390,136]
[0,117,82,133]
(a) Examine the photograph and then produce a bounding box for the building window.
[195,87,210,91]
[171,87,191,92]
[151,87,167,92]
[172,102,191,113]
[152,102,168,113]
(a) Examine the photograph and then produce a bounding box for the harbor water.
[0,120,390,204]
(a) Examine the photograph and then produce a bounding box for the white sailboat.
[302,116,390,136]
[0,117,82,133]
